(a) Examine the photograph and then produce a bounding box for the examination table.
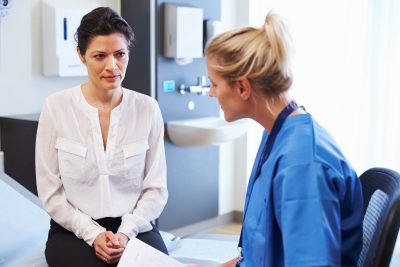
[0,172,238,266]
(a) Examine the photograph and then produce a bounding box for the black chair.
[358,167,400,267]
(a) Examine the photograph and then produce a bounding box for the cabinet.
[0,114,40,195]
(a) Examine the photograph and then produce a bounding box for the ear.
[236,78,252,100]
[77,47,85,64]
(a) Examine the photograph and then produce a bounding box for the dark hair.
[75,7,135,55]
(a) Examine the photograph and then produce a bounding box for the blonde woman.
[205,13,363,267]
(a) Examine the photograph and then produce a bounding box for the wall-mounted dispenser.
[0,0,13,65]
[42,3,89,77]
[163,3,203,65]
[205,20,225,44]
[0,0,13,23]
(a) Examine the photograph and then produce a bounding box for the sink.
[166,117,248,146]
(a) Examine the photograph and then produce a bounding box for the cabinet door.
[0,117,39,195]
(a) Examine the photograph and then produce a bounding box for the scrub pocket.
[122,140,149,184]
[55,137,87,181]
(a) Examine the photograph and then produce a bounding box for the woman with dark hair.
[204,12,363,267]
[36,7,168,266]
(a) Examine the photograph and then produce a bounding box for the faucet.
[179,76,210,95]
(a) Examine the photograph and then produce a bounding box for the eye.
[208,79,216,87]
[93,54,105,59]
[115,51,126,58]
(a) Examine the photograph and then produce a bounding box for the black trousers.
[45,217,168,267]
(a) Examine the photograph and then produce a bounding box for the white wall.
[252,0,400,175]
[246,0,371,174]
[0,0,120,116]
[218,0,250,214]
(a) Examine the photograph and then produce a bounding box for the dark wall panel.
[122,0,222,230]
[0,115,40,196]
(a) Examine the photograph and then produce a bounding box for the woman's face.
[207,63,244,122]
[79,33,129,92]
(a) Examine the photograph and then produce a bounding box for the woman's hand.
[93,231,125,264]
[219,257,242,267]
[112,232,129,248]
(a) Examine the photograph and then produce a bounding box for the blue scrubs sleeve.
[273,163,343,267]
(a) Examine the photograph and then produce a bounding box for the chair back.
[358,168,400,267]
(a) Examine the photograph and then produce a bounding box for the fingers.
[104,231,120,247]
[115,232,129,248]
[100,232,129,264]
[94,231,125,264]
[97,243,124,257]
[95,249,123,264]
[95,246,124,264]
[108,253,123,265]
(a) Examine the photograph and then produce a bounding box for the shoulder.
[278,115,341,161]
[275,114,353,175]
[45,85,80,106]
[275,114,316,165]
[122,88,159,111]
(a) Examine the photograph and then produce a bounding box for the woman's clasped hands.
[93,231,129,264]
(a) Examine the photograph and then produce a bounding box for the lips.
[103,75,120,82]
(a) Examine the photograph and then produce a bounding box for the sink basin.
[167,117,248,146]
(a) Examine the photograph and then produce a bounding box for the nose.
[106,56,117,71]
[208,86,216,97]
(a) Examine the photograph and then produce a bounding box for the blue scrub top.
[239,114,363,267]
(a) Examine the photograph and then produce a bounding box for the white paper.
[117,238,185,267]
[169,238,237,264]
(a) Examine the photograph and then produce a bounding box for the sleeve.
[118,101,168,238]
[35,99,105,246]
[273,162,344,267]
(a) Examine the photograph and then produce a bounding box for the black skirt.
[45,217,168,267]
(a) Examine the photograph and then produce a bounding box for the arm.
[219,257,242,267]
[273,163,342,267]
[118,101,168,238]
[35,99,105,245]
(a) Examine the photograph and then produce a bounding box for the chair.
[358,167,400,267]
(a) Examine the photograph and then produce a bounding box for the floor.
[208,223,241,235]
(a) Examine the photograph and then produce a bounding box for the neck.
[81,83,122,111]
[250,94,297,132]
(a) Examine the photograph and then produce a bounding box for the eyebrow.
[90,48,127,54]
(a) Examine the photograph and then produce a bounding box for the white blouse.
[35,86,168,246]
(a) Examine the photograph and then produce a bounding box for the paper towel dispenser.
[42,3,89,77]
[163,3,203,64]
[0,0,13,23]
